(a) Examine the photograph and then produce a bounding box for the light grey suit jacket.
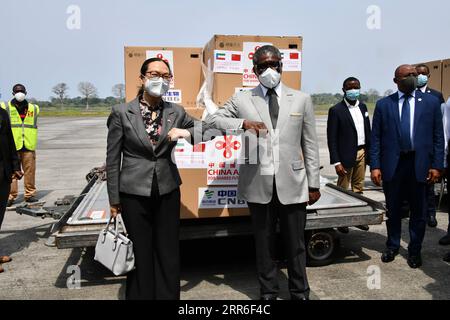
[106,98,201,205]
[204,84,320,205]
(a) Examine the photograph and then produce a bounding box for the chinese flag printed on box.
[290,52,299,60]
[231,54,241,62]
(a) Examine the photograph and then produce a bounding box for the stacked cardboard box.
[442,59,450,101]
[123,35,303,219]
[203,35,303,106]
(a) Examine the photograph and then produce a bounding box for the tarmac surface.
[0,116,449,300]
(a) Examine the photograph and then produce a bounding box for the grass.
[40,107,112,117]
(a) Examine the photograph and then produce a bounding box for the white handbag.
[94,214,135,276]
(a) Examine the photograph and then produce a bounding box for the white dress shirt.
[344,98,365,146]
[332,99,365,167]
[419,85,428,93]
[398,90,416,148]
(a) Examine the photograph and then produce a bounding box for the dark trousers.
[247,184,309,300]
[120,178,181,300]
[383,153,428,256]
[0,165,11,230]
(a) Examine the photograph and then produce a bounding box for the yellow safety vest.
[0,101,39,151]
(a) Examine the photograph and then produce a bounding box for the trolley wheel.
[306,229,340,267]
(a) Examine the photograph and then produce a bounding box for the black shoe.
[337,227,349,234]
[439,234,450,246]
[356,225,369,231]
[6,199,14,207]
[443,252,450,262]
[407,254,422,269]
[25,196,39,203]
[260,295,277,301]
[427,216,438,228]
[381,249,399,263]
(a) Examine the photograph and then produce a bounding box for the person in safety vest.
[0,84,40,206]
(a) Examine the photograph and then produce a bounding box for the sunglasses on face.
[255,61,281,73]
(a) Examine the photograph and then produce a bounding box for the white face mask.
[14,92,26,102]
[144,77,170,97]
[258,68,281,89]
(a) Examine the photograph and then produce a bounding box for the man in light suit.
[205,45,321,300]
[370,64,444,269]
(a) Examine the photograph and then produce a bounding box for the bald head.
[394,64,417,80]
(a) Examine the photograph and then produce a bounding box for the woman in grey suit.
[106,58,200,300]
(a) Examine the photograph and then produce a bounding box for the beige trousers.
[9,151,37,201]
[337,148,366,194]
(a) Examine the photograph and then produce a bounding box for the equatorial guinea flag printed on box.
[213,50,244,74]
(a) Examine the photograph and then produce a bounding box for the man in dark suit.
[327,77,371,233]
[0,107,23,273]
[327,77,371,193]
[416,64,446,228]
[370,64,444,269]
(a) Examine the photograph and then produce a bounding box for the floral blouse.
[139,96,164,146]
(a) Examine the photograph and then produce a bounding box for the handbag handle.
[104,214,129,239]
[116,214,129,236]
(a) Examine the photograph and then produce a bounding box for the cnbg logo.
[204,190,214,199]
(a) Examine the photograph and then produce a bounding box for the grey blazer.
[106,98,200,205]
[204,84,321,205]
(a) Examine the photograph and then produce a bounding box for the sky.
[1,0,449,101]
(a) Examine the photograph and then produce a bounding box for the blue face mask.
[417,74,428,88]
[345,89,360,101]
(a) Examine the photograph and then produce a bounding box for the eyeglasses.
[255,61,281,73]
[144,71,173,81]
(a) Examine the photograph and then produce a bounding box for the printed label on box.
[163,90,182,104]
[174,138,207,169]
[213,50,243,74]
[280,49,302,71]
[206,135,242,185]
[146,50,175,88]
[242,42,272,87]
[198,187,247,209]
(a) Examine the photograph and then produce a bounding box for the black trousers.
[383,153,428,255]
[0,165,11,230]
[120,178,181,300]
[247,184,309,299]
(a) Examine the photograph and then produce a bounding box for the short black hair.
[253,45,282,65]
[12,83,26,92]
[343,77,360,88]
[416,64,430,74]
